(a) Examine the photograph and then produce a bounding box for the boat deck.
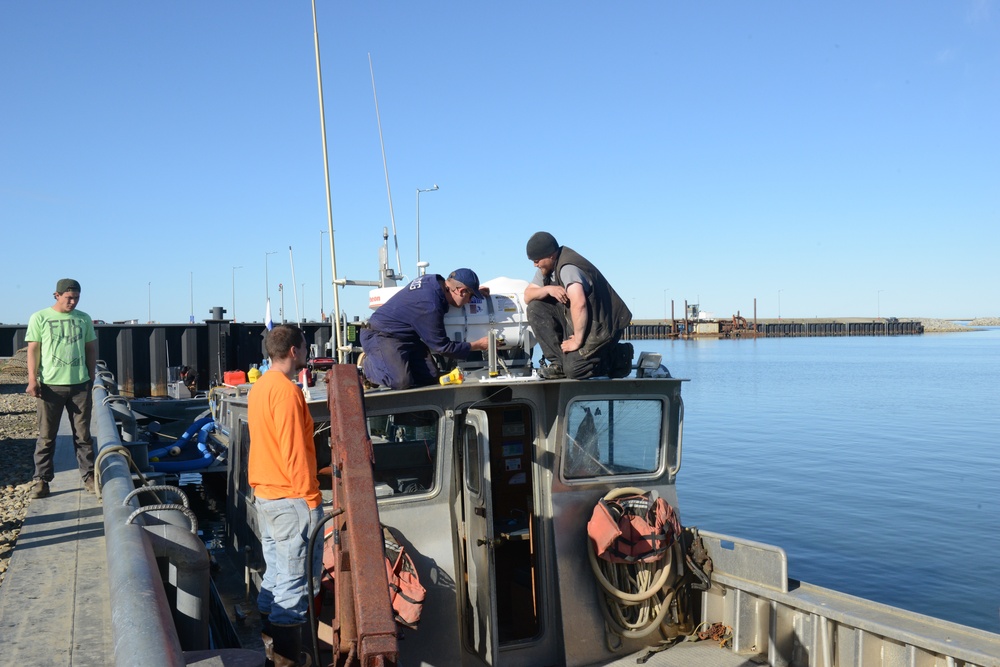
[595,641,763,667]
[0,415,112,666]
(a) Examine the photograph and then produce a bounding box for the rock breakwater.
[0,381,37,589]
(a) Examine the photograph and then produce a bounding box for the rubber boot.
[271,622,311,667]
[261,613,275,667]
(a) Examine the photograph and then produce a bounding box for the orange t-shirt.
[248,369,321,508]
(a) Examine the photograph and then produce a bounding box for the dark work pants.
[360,328,439,390]
[526,298,613,379]
[34,381,95,483]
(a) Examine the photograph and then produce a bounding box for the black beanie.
[526,232,559,260]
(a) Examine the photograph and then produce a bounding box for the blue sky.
[2,1,997,324]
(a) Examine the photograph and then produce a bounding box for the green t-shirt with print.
[25,307,97,385]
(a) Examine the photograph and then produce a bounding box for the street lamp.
[232,266,243,323]
[278,283,285,324]
[265,250,278,306]
[416,184,439,275]
[319,230,327,322]
[778,289,783,319]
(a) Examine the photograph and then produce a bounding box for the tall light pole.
[265,250,278,307]
[232,266,243,323]
[416,184,439,275]
[319,230,327,322]
[778,289,783,319]
[147,282,151,323]
[878,289,885,319]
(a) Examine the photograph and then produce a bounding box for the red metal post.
[326,365,398,667]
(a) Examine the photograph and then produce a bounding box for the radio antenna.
[369,52,403,280]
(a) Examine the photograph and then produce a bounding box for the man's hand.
[26,378,41,398]
[547,285,569,304]
[479,286,491,297]
[561,334,582,353]
[470,336,491,352]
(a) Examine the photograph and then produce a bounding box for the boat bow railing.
[93,371,256,666]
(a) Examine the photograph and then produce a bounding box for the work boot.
[29,479,49,499]
[271,622,311,667]
[261,613,275,667]
[609,342,634,378]
[538,363,565,380]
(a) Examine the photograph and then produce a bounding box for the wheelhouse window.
[367,409,439,497]
[563,399,663,479]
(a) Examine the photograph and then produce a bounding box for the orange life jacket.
[383,526,425,629]
[587,491,681,563]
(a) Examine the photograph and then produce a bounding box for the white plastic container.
[443,277,534,352]
[368,276,535,354]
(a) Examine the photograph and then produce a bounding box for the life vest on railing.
[383,526,425,629]
[587,489,682,563]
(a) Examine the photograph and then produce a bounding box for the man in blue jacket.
[360,268,490,389]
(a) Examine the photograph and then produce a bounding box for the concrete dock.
[0,417,112,665]
[0,416,261,666]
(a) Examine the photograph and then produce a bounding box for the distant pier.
[625,317,923,340]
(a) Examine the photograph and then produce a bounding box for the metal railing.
[93,370,210,666]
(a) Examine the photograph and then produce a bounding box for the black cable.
[307,507,344,667]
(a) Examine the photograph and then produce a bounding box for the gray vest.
[549,246,632,358]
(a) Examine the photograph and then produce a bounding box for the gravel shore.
[914,317,1000,332]
[0,379,37,589]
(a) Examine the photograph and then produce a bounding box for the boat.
[77,300,1000,666]
[62,235,998,665]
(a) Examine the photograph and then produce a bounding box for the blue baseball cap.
[448,268,483,299]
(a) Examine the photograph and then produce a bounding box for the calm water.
[641,328,1000,633]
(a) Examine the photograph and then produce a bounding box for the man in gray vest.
[523,232,633,379]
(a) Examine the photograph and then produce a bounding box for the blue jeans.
[360,328,439,389]
[256,497,325,625]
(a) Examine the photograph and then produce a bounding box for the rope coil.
[126,504,199,535]
[587,487,685,646]
[124,485,190,509]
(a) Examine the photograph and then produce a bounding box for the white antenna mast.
[310,0,343,360]
[369,52,402,280]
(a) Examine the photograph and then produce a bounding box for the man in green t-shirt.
[25,278,98,498]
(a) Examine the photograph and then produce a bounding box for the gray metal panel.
[362,390,465,667]
[699,530,789,593]
[150,326,168,396]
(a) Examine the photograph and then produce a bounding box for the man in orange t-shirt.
[248,324,321,666]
